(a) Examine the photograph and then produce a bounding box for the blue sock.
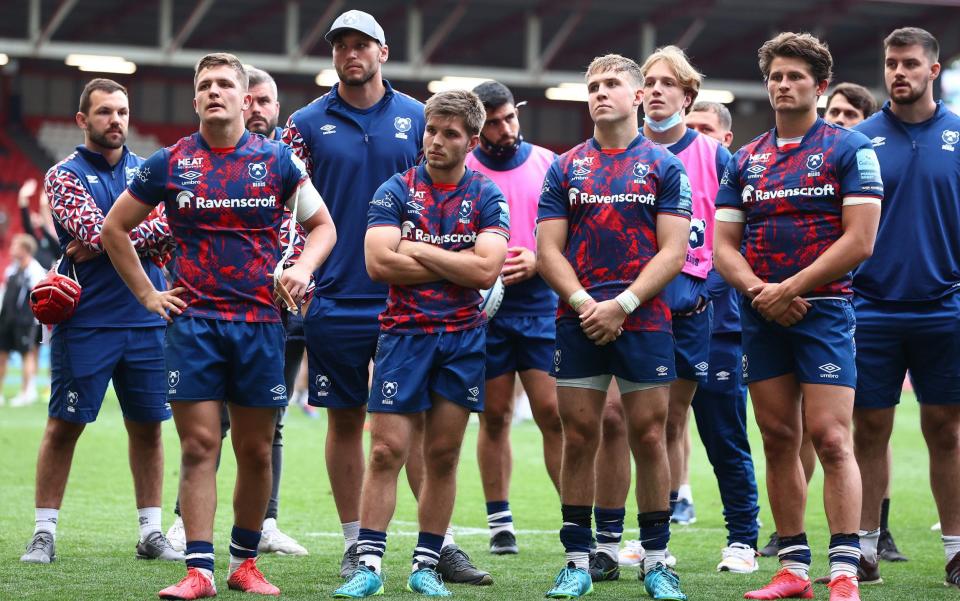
[669,490,679,515]
[413,532,445,570]
[486,500,514,535]
[358,528,387,574]
[828,532,860,580]
[778,532,812,578]
[639,510,671,573]
[560,504,592,570]
[594,507,625,559]
[185,540,215,574]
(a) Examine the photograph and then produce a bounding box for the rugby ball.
[479,276,505,319]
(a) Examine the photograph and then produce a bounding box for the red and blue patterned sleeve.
[478,181,510,240]
[536,159,568,223]
[367,175,405,229]
[46,165,173,256]
[714,153,744,209]
[278,143,310,203]
[656,156,693,218]
[126,149,169,207]
[837,131,884,200]
[281,116,314,177]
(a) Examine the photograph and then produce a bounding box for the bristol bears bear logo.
[633,162,650,180]
[248,162,267,181]
[806,153,824,172]
[689,218,706,249]
[168,371,180,387]
[394,117,412,133]
[943,130,960,145]
[382,381,399,399]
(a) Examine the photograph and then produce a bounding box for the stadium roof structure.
[2,0,960,100]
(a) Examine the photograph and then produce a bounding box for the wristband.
[568,289,593,311]
[615,290,641,315]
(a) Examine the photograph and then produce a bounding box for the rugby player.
[333,89,508,598]
[714,32,882,601]
[538,53,692,600]
[102,53,336,599]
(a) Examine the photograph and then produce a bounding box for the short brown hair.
[884,27,939,63]
[640,46,703,111]
[827,83,878,118]
[585,54,643,87]
[12,233,37,256]
[690,101,733,131]
[79,78,127,114]
[758,32,833,84]
[194,52,248,90]
[424,90,486,136]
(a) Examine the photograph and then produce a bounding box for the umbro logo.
[656,366,669,376]
[746,164,765,177]
[86,175,99,183]
[819,363,841,379]
[180,170,202,184]
[270,384,286,395]
[716,370,731,381]
[694,361,709,373]
[320,124,337,135]
[407,200,425,214]
[871,136,886,147]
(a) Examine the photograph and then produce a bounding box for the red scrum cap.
[30,270,82,325]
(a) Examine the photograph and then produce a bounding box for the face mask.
[480,133,523,161]
[644,110,684,133]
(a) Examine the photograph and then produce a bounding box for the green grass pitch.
[1,383,955,599]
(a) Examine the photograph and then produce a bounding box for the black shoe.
[877,528,908,562]
[489,530,518,555]
[437,544,493,585]
[858,555,883,585]
[589,551,620,582]
[758,532,779,558]
[339,542,358,579]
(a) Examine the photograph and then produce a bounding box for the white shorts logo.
[382,381,399,399]
[168,371,181,387]
[819,363,841,379]
[656,366,669,376]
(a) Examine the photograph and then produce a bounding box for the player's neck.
[337,77,387,111]
[84,140,123,167]
[888,95,938,124]
[200,120,246,149]
[775,108,818,140]
[643,122,686,145]
[426,162,465,186]
[594,119,639,150]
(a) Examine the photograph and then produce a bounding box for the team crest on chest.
[394,117,412,139]
[633,161,650,181]
[942,130,958,151]
[806,153,824,174]
[458,198,472,224]
[248,162,267,182]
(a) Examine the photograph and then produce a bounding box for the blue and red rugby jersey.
[716,118,883,298]
[127,130,307,322]
[367,164,510,334]
[537,134,692,333]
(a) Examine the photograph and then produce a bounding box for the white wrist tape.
[615,290,641,314]
[568,289,593,311]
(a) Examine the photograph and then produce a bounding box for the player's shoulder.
[731,130,774,166]
[555,139,595,169]
[822,120,873,153]
[288,92,334,124]
[387,86,426,113]
[48,150,82,179]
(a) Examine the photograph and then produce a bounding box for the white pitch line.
[304,519,724,538]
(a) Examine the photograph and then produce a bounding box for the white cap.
[325,10,386,46]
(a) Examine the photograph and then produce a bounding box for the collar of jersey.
[196,130,249,153]
[770,117,824,152]
[418,163,471,189]
[328,79,396,115]
[470,140,533,172]
[880,99,947,130]
[76,144,130,171]
[588,133,644,153]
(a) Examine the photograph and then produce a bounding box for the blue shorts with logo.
[369,327,487,414]
[304,297,383,409]
[663,274,713,383]
[552,319,676,384]
[485,314,555,379]
[50,326,169,424]
[165,316,287,407]
[740,298,856,388]
[854,293,960,408]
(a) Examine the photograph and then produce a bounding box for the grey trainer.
[21,531,55,564]
[340,542,359,579]
[136,530,185,561]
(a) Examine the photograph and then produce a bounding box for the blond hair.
[585,54,643,87]
[424,90,486,136]
[12,233,37,256]
[640,46,703,111]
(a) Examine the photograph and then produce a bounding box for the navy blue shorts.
[50,326,169,424]
[854,293,960,408]
[663,274,712,383]
[740,298,856,388]
[165,317,287,407]
[303,297,384,409]
[485,314,555,379]
[369,327,487,413]
[552,319,676,384]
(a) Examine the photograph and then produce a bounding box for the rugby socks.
[639,510,671,574]
[880,497,891,531]
[486,500,515,537]
[777,532,812,579]
[185,540,215,580]
[357,528,387,574]
[413,532,444,571]
[943,534,960,562]
[859,527,880,563]
[559,504,592,571]
[594,506,625,561]
[678,484,693,504]
[669,491,679,515]
[442,526,456,549]
[138,506,162,540]
[342,520,360,552]
[34,508,58,537]
[228,525,261,575]
[828,532,861,582]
